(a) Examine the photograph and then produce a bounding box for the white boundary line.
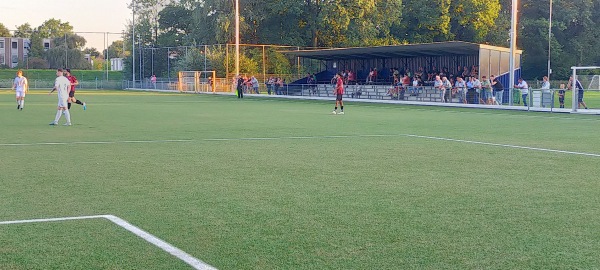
[0,134,598,158]
[0,215,217,270]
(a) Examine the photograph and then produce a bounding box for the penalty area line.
[0,215,217,270]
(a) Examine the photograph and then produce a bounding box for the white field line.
[0,215,217,270]
[0,134,598,158]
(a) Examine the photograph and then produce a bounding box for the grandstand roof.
[283,41,521,61]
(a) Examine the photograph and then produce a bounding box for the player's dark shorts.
[578,90,584,102]
[336,94,343,101]
[69,90,75,98]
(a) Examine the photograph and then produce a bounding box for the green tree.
[399,0,452,43]
[13,23,33,38]
[0,23,10,37]
[449,0,501,42]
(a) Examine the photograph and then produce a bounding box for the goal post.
[571,66,600,112]
[178,71,216,93]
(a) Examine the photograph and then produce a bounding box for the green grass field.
[1,90,600,269]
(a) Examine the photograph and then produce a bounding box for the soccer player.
[332,73,344,115]
[11,69,28,110]
[65,69,86,110]
[48,69,72,126]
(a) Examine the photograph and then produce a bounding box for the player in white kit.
[48,68,72,126]
[11,70,28,110]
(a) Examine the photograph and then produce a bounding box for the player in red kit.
[65,69,86,110]
[332,73,345,115]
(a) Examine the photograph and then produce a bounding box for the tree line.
[126,0,600,80]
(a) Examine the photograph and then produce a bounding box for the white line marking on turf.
[0,134,598,158]
[0,215,217,270]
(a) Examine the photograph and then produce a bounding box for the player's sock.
[76,100,84,105]
[334,107,338,111]
[341,106,344,112]
[20,100,24,108]
[64,110,72,124]
[68,103,72,110]
[54,110,62,123]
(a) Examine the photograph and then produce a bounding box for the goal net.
[178,71,216,93]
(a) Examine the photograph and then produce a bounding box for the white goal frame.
[178,71,217,93]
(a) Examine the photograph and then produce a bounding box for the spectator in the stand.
[491,75,504,105]
[373,68,378,82]
[514,78,529,106]
[388,75,400,97]
[410,76,422,96]
[434,75,444,102]
[366,68,374,84]
[462,67,470,78]
[251,76,259,94]
[569,76,588,109]
[348,70,356,85]
[454,77,467,104]
[481,76,493,104]
[416,67,424,79]
[471,65,479,77]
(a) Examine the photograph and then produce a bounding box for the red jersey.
[67,75,78,92]
[336,77,344,94]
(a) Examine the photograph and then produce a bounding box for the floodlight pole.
[509,0,518,106]
[235,0,240,78]
[548,0,553,78]
[132,4,136,87]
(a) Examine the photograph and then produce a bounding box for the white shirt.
[517,81,529,94]
[541,81,550,90]
[14,76,28,92]
[472,79,482,89]
[412,79,419,87]
[55,76,71,101]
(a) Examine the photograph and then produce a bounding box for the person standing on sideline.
[236,75,244,98]
[515,78,529,106]
[150,75,157,89]
[541,76,551,107]
[332,73,345,115]
[491,75,504,105]
[250,76,259,94]
[442,76,452,103]
[65,69,86,110]
[48,69,72,126]
[569,76,588,109]
[558,83,566,108]
[12,69,28,110]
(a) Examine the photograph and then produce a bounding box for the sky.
[0,0,131,50]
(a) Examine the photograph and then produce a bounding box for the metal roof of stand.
[283,41,521,61]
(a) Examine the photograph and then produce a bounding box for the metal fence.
[0,79,124,90]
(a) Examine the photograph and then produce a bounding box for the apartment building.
[0,37,52,68]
